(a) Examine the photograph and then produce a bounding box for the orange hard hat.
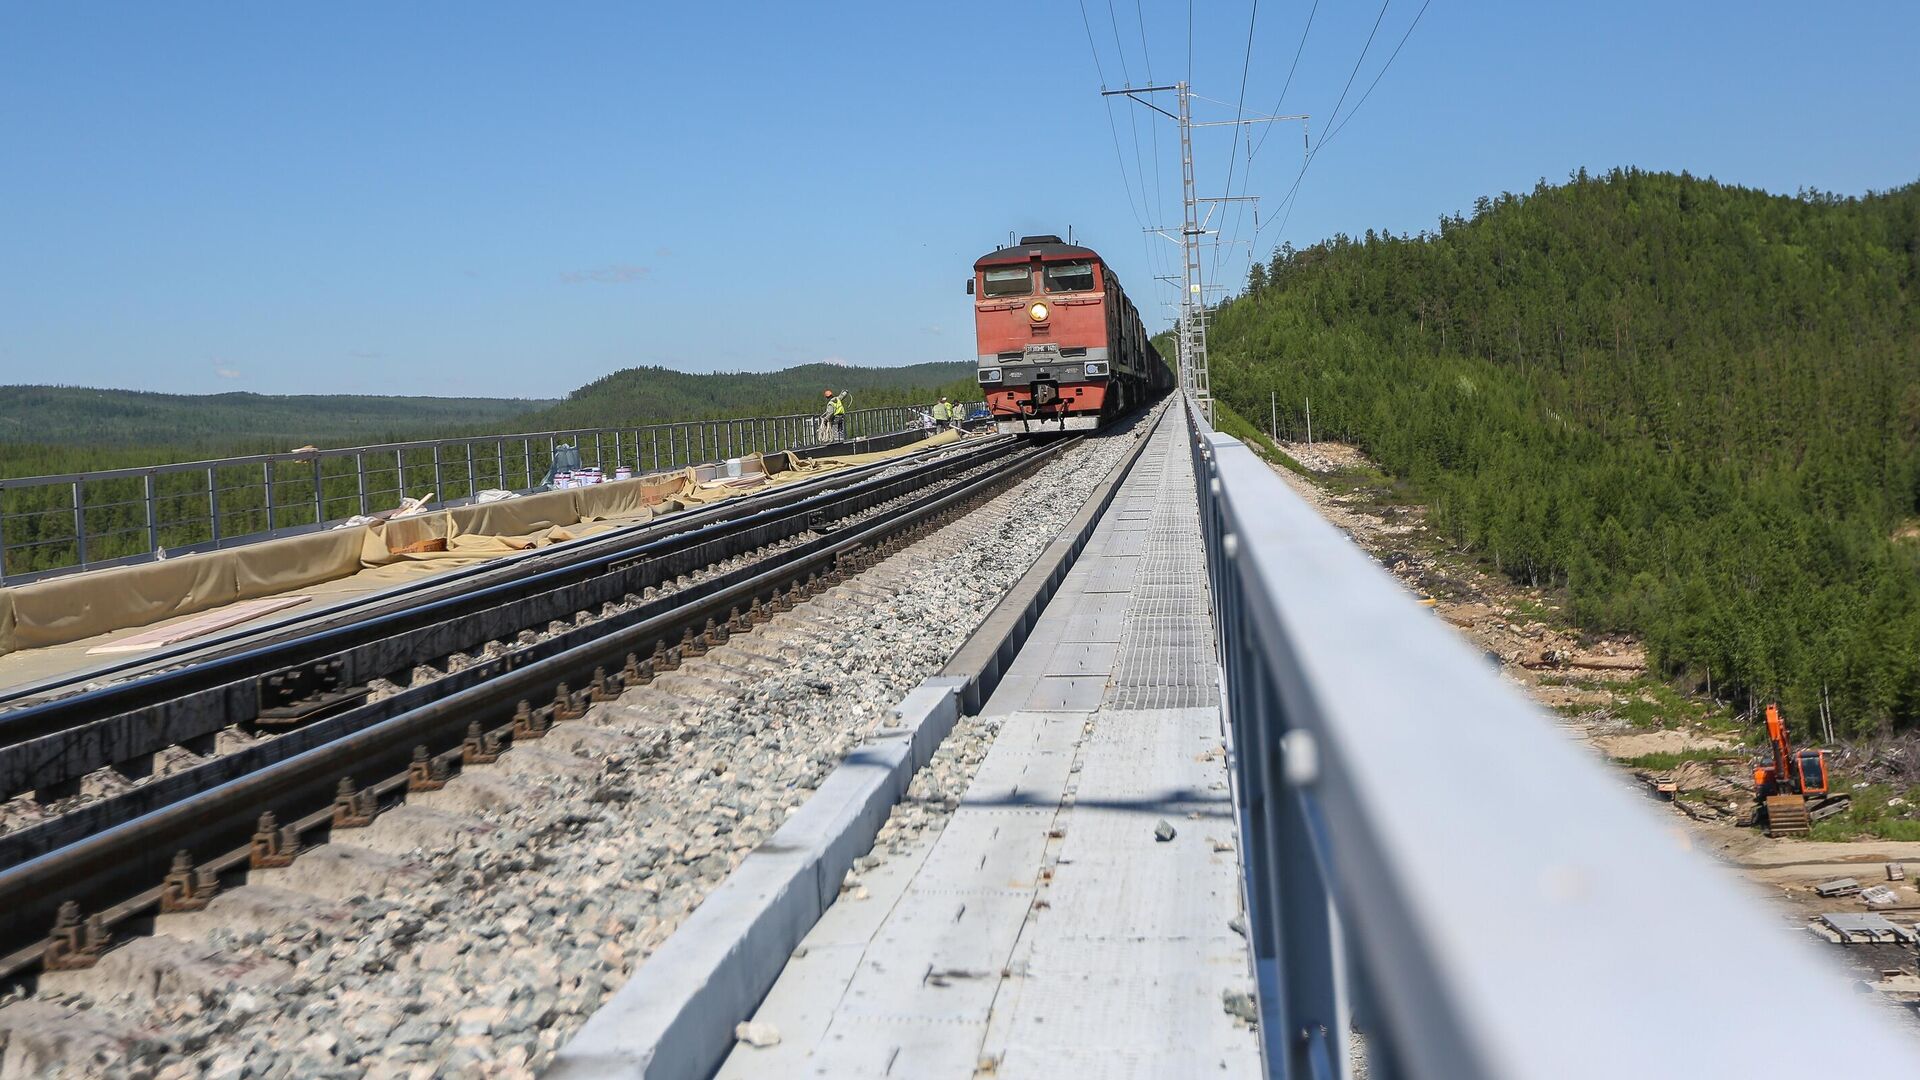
[823,389,834,397]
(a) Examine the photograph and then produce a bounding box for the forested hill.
[1209,167,1920,736]
[0,387,546,448]
[524,362,975,430]
[0,363,977,483]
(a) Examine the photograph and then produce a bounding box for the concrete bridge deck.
[717,406,1257,1077]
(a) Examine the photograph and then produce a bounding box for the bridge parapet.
[1188,396,1915,1078]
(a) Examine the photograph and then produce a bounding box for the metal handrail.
[1186,396,1917,1078]
[0,402,967,583]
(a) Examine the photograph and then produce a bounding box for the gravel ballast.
[0,421,1149,1080]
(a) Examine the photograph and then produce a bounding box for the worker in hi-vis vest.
[823,389,848,442]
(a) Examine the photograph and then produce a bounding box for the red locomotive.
[969,235,1171,434]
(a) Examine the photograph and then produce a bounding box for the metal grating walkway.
[1105,416,1218,710]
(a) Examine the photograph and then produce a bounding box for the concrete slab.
[1040,641,1117,676]
[722,410,1255,1078]
[1021,674,1107,711]
[1079,555,1143,594]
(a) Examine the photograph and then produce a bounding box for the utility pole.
[1105,83,1306,427]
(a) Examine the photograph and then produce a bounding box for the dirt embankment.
[1262,439,1920,1008]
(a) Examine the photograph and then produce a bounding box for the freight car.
[968,235,1171,434]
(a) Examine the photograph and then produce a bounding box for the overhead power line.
[1251,0,1433,256]
[1248,0,1319,163]
[1320,0,1434,149]
[1322,0,1392,139]
[1213,0,1262,285]
[1079,0,1149,227]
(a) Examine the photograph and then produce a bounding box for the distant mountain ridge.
[0,361,975,453]
[521,362,975,430]
[0,361,977,486]
[0,386,551,447]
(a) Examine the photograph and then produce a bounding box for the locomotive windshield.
[1043,261,1096,293]
[982,266,1032,297]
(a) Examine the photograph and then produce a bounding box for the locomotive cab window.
[1043,261,1095,293]
[982,267,1033,297]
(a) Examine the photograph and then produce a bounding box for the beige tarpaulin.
[0,428,965,658]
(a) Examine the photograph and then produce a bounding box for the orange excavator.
[1753,704,1847,837]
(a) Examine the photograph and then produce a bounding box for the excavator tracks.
[1765,794,1812,837]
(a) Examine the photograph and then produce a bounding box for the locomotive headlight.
[1084,361,1108,377]
[1028,301,1049,322]
[977,367,1003,383]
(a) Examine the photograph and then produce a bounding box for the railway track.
[0,432,1079,985]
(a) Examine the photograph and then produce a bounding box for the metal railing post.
[72,481,87,567]
[144,473,159,556]
[208,468,221,544]
[356,453,369,516]
[311,456,324,527]
[263,462,276,533]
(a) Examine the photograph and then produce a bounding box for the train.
[969,235,1172,434]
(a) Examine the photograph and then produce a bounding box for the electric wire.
[1079,0,1150,229]
[1249,0,1405,256]
[1106,0,1157,238]
[1212,0,1261,287]
[1104,0,1173,307]
[1247,0,1318,164]
[1135,0,1176,313]
[1320,0,1433,149]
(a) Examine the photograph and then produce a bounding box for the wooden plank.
[86,596,311,654]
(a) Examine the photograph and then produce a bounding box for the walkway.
[718,407,1259,1078]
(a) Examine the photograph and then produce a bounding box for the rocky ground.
[0,421,1150,1080]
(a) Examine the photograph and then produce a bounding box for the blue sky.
[2,1,1915,398]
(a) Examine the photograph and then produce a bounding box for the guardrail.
[1187,396,1915,1078]
[0,403,966,584]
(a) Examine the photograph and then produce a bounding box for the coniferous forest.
[1209,168,1920,736]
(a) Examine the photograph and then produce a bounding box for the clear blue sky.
[2,2,1915,398]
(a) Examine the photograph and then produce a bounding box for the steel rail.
[0,435,1078,985]
[0,402,977,584]
[0,435,1030,850]
[0,437,1019,754]
[0,438,1028,824]
[0,433,993,711]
